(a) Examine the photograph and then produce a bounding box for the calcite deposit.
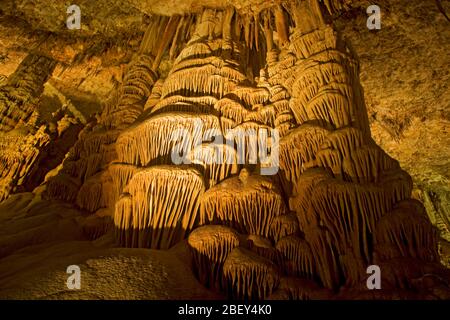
[0,0,449,300]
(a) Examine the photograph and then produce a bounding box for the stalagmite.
[374,200,439,262]
[0,126,52,200]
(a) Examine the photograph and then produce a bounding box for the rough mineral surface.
[0,0,449,300]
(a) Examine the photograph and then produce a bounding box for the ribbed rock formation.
[5,0,446,300]
[0,54,56,132]
[188,225,240,289]
[223,247,280,300]
[0,53,84,201]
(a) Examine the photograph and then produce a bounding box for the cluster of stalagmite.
[0,54,56,132]
[0,126,50,201]
[37,0,449,299]
[0,53,83,201]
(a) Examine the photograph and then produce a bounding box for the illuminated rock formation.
[1,0,447,300]
[0,54,83,201]
[188,225,240,289]
[0,54,56,132]
[223,247,280,300]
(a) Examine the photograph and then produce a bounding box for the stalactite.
[225,121,276,166]
[222,7,235,41]
[144,79,164,111]
[151,95,217,115]
[276,235,315,279]
[23,4,447,300]
[0,126,51,200]
[169,16,186,60]
[102,54,157,129]
[263,13,274,52]
[116,113,221,166]
[153,15,182,70]
[246,234,278,262]
[374,200,439,262]
[187,143,239,187]
[114,166,205,249]
[200,172,286,238]
[76,171,114,212]
[274,5,290,47]
[80,215,113,241]
[223,247,280,300]
[139,17,158,55]
[161,64,245,99]
[214,94,282,127]
[187,225,240,289]
[269,214,299,242]
[342,145,400,183]
[109,163,139,201]
[278,122,330,189]
[174,41,212,64]
[75,177,101,212]
[46,173,80,203]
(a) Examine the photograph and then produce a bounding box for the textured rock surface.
[0,0,449,299]
[0,193,220,299]
[334,0,450,259]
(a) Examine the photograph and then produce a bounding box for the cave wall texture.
[0,0,449,299]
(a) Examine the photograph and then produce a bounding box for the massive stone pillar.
[0,54,57,200]
[0,54,56,132]
[42,1,449,299]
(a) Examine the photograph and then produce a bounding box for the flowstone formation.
[33,0,450,299]
[0,53,84,201]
